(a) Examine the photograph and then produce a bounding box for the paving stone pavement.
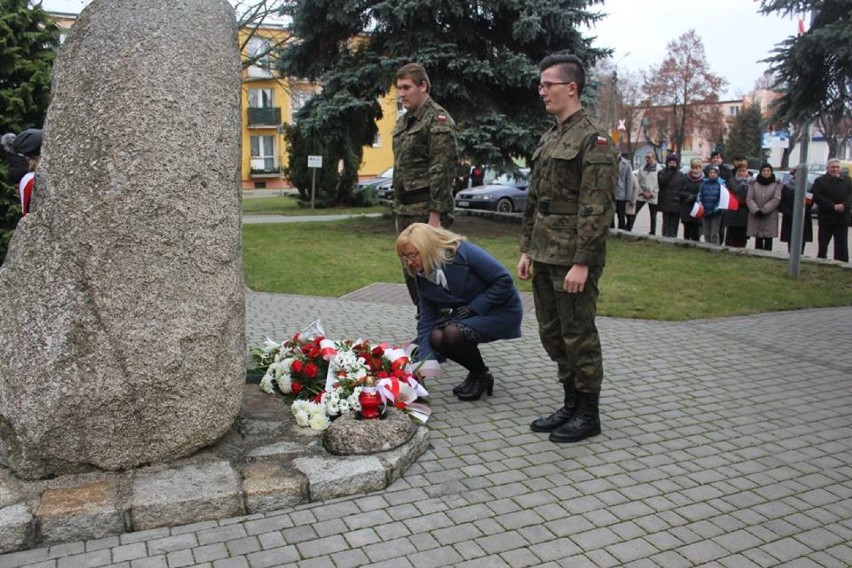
[2,281,849,568]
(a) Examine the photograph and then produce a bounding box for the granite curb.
[0,385,430,553]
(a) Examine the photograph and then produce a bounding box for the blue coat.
[415,241,523,361]
[697,177,724,217]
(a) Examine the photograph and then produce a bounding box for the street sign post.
[308,155,322,210]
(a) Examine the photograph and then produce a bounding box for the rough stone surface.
[377,426,430,484]
[0,504,31,554]
[130,461,244,531]
[35,480,124,545]
[240,462,306,514]
[293,455,386,501]
[0,0,244,479]
[323,409,419,455]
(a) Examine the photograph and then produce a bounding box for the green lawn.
[243,215,852,321]
[242,194,388,216]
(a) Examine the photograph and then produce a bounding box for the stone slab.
[240,462,306,514]
[293,455,386,501]
[130,461,243,531]
[0,504,31,554]
[36,480,124,545]
[377,426,430,485]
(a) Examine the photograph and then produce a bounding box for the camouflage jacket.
[392,97,458,216]
[521,108,617,267]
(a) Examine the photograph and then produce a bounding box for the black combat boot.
[452,372,475,396]
[530,382,578,432]
[549,391,600,443]
[457,370,494,401]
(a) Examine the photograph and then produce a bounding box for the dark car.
[355,167,393,194]
[374,177,393,201]
[454,169,530,213]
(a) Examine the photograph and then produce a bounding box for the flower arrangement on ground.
[251,321,435,431]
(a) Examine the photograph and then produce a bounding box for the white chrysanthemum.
[326,402,340,416]
[309,412,330,431]
[259,373,276,394]
[276,374,293,394]
[293,409,310,427]
[339,399,351,413]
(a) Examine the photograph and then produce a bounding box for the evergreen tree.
[760,1,851,125]
[0,0,59,262]
[277,0,608,203]
[726,104,763,163]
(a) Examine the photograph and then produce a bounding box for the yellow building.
[49,12,397,191]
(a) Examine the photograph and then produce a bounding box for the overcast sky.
[40,0,797,99]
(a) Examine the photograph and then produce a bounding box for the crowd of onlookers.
[614,150,852,263]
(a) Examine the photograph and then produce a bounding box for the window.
[729,106,740,116]
[290,89,312,121]
[248,88,273,108]
[246,37,272,68]
[250,135,276,171]
[396,97,407,118]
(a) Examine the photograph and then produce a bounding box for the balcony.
[247,107,281,128]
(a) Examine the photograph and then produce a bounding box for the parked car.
[356,167,393,194]
[374,178,393,201]
[454,169,530,213]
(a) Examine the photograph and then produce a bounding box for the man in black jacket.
[812,158,852,262]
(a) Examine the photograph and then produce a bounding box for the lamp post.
[611,52,631,143]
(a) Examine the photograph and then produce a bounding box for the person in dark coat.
[657,153,683,237]
[397,223,523,400]
[678,158,703,241]
[470,164,485,187]
[724,163,751,248]
[779,169,814,254]
[812,158,852,261]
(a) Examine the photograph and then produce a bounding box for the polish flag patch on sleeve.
[437,114,447,123]
[596,135,608,145]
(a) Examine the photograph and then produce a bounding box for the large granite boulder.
[0,0,244,479]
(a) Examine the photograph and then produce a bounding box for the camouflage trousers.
[531,261,604,393]
[395,213,453,307]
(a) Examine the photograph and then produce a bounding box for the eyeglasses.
[401,251,420,262]
[537,81,573,93]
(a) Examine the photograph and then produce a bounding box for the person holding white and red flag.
[747,163,783,251]
[696,165,725,245]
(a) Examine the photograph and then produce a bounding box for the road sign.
[308,155,323,168]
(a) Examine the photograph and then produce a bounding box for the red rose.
[395,401,406,409]
[305,362,318,378]
[291,381,302,394]
[291,360,304,373]
[371,346,384,357]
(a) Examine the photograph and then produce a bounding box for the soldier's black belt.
[538,200,578,215]
[396,187,431,205]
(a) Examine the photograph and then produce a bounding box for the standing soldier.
[517,53,617,443]
[392,63,459,312]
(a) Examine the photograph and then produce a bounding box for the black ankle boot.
[452,372,475,396]
[457,370,493,401]
[530,383,578,432]
[549,392,601,443]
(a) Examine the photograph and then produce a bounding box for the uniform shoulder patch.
[596,135,608,145]
[437,114,447,123]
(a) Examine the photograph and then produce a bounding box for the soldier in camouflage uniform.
[392,63,458,310]
[517,53,617,443]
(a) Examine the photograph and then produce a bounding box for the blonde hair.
[690,158,702,168]
[396,223,466,276]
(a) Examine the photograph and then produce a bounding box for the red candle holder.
[359,386,381,420]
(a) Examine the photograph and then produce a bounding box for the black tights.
[430,324,486,374]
